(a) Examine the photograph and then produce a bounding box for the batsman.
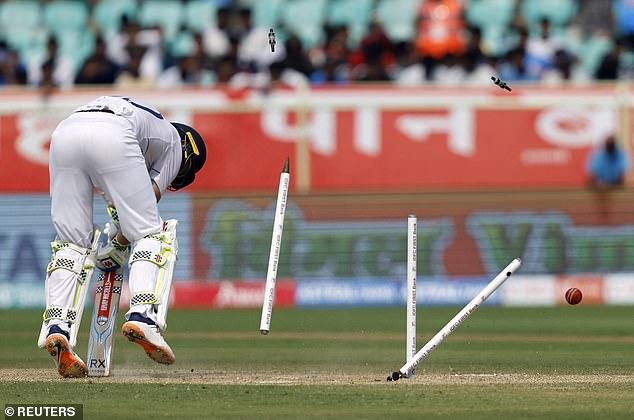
[37,96,206,377]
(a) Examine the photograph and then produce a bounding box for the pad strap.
[46,257,83,275]
[129,250,169,266]
[50,240,87,255]
[130,292,158,306]
[129,232,174,267]
[46,240,93,281]
[43,306,79,324]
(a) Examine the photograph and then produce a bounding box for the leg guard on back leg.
[38,230,101,348]
[127,220,178,332]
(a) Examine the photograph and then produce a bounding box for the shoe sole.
[122,323,175,365]
[45,334,87,378]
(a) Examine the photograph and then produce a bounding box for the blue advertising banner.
[296,279,404,307]
[295,277,502,307]
[417,278,502,306]
[0,193,191,307]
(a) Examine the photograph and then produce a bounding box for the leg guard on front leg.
[127,220,178,332]
[38,229,101,348]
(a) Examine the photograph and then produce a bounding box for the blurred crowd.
[1,0,634,90]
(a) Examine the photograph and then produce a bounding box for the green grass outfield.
[1,306,634,419]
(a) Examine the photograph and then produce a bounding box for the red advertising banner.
[0,86,632,192]
[171,280,296,309]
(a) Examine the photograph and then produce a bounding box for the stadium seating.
[244,0,285,28]
[465,0,516,56]
[577,33,614,75]
[171,30,196,58]
[183,0,218,34]
[466,0,516,29]
[0,0,43,58]
[375,0,420,42]
[138,0,183,40]
[56,30,96,72]
[0,0,628,85]
[280,0,328,48]
[327,0,374,46]
[0,0,41,31]
[93,0,139,37]
[43,0,89,35]
[42,1,92,72]
[521,0,578,32]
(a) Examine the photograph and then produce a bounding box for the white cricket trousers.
[47,111,163,330]
[50,111,160,245]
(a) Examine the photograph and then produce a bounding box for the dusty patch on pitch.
[0,368,377,385]
[2,369,634,386]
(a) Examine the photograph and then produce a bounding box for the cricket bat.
[87,268,123,376]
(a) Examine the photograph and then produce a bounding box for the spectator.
[355,58,392,82]
[498,47,539,82]
[525,19,563,78]
[327,25,351,63]
[237,8,285,71]
[349,21,395,80]
[106,17,164,82]
[39,58,58,98]
[0,42,27,85]
[586,135,629,188]
[75,37,120,85]
[228,58,308,91]
[395,42,426,85]
[157,55,201,88]
[1,2,632,88]
[215,55,238,84]
[28,37,74,88]
[463,26,486,65]
[131,24,165,82]
[282,34,313,76]
[115,46,155,88]
[542,49,589,85]
[106,15,136,66]
[310,58,350,85]
[513,26,530,53]
[202,7,232,59]
[464,54,499,85]
[355,21,395,69]
[267,59,310,88]
[595,38,626,80]
[192,32,215,72]
[309,25,352,78]
[431,53,465,84]
[415,0,466,60]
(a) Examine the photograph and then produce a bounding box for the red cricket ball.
[565,287,583,305]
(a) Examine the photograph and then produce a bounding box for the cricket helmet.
[169,122,206,191]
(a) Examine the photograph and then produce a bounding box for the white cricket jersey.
[73,96,182,194]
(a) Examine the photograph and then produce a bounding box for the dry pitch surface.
[3,369,634,386]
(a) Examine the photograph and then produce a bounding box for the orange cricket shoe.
[45,333,87,378]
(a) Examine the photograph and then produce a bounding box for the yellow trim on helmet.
[186,131,200,156]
